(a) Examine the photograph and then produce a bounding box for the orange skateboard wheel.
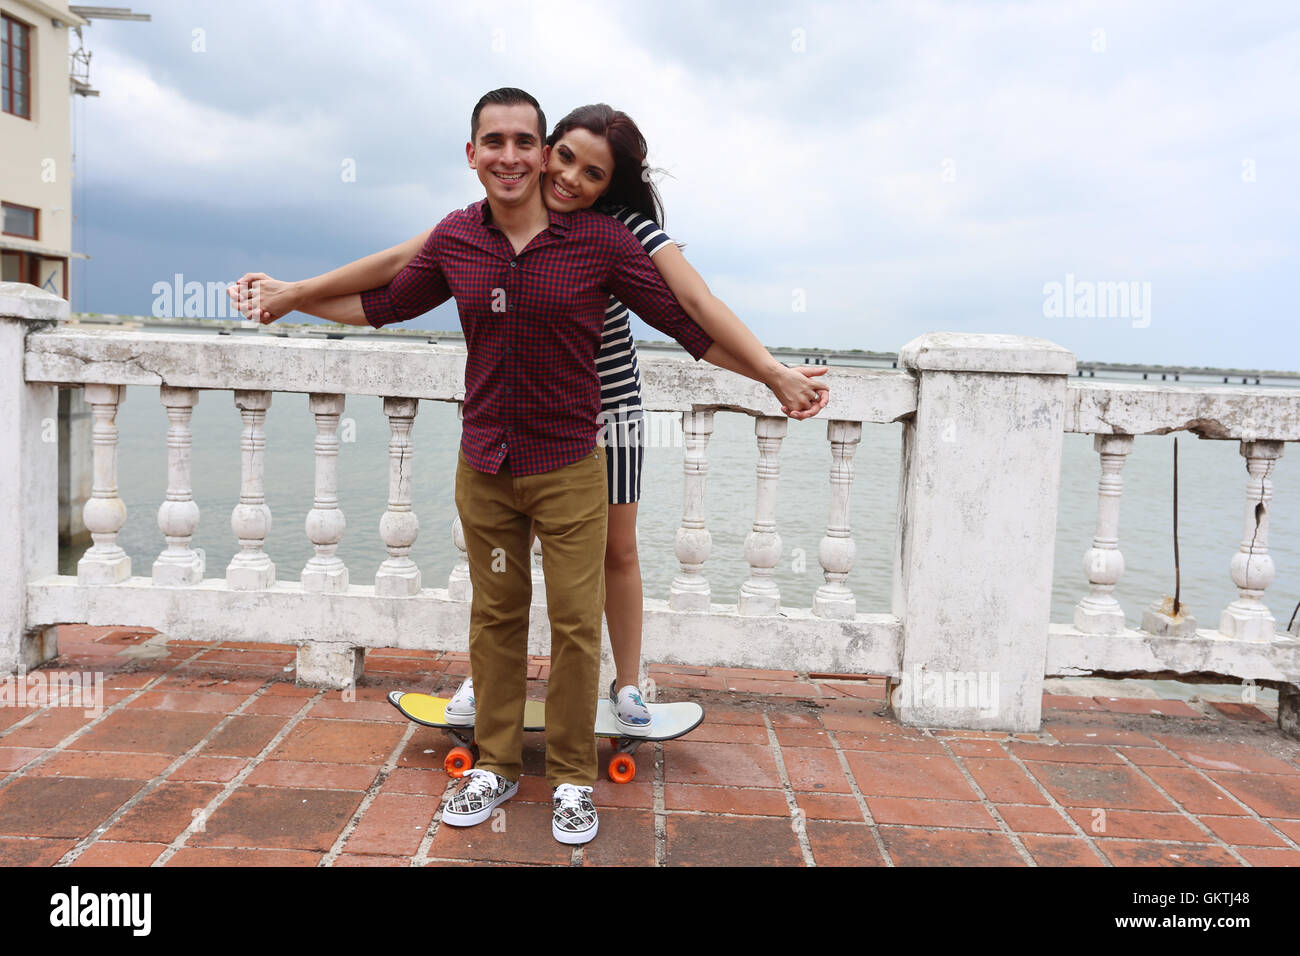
[608,753,636,784]
[444,746,474,777]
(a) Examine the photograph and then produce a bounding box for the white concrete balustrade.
[3,282,1299,738]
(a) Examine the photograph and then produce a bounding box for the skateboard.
[386,690,704,783]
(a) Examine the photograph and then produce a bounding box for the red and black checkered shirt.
[361,199,714,476]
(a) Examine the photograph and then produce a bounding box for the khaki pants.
[454,446,607,787]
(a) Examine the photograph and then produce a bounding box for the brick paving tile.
[996,805,1075,835]
[1044,725,1158,747]
[663,740,783,789]
[379,768,449,797]
[0,777,139,838]
[773,727,835,748]
[763,709,823,729]
[0,708,40,734]
[101,673,163,690]
[1154,739,1299,775]
[1120,747,1187,768]
[124,691,251,714]
[70,841,168,866]
[878,826,1025,866]
[307,699,406,722]
[1205,772,1300,818]
[269,718,406,765]
[865,797,999,829]
[333,854,410,866]
[1042,695,1106,712]
[0,747,47,771]
[804,820,885,866]
[344,793,437,857]
[1093,698,1204,718]
[833,732,947,755]
[653,675,727,692]
[1195,814,1290,847]
[794,791,865,822]
[847,751,979,802]
[166,848,324,866]
[169,756,249,783]
[944,740,1010,759]
[198,649,296,667]
[0,709,103,748]
[1139,767,1248,816]
[664,784,790,816]
[1065,808,1211,843]
[819,682,886,701]
[1095,840,1240,866]
[1206,701,1272,722]
[819,711,906,734]
[1023,762,1176,811]
[262,683,319,698]
[428,801,573,866]
[1268,818,1300,842]
[589,779,657,811]
[69,710,223,755]
[962,758,1049,805]
[1239,847,1300,866]
[781,746,854,794]
[102,781,226,843]
[31,751,173,780]
[581,809,656,866]
[723,678,819,697]
[1019,835,1106,866]
[682,721,769,745]
[153,673,269,694]
[1007,742,1125,765]
[0,837,77,866]
[649,664,709,676]
[189,786,364,852]
[204,715,294,758]
[243,760,379,791]
[711,667,801,681]
[665,815,803,866]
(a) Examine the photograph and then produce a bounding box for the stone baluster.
[1073,434,1134,633]
[376,396,420,596]
[448,402,472,600]
[739,416,787,615]
[813,420,862,619]
[227,390,275,589]
[1220,440,1285,641]
[152,386,204,585]
[531,534,546,606]
[77,383,131,584]
[670,409,713,611]
[301,393,348,592]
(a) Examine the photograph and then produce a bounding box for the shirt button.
[500,443,507,450]
[510,260,517,269]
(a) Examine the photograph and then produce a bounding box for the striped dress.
[597,205,678,504]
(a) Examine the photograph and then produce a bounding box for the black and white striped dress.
[598,206,677,505]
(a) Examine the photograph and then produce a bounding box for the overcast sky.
[64,0,1298,369]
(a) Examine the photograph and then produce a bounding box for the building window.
[2,202,39,239]
[2,13,32,120]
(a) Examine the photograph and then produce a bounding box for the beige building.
[0,0,87,300]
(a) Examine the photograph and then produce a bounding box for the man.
[232,88,815,845]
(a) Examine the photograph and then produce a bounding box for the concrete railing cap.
[899,331,1076,375]
[0,283,69,323]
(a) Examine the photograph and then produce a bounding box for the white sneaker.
[552,783,598,844]
[445,676,475,727]
[609,680,652,737]
[443,768,516,827]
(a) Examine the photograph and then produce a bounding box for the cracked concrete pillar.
[890,333,1075,732]
[1,283,65,674]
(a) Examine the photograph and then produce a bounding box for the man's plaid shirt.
[361,199,714,476]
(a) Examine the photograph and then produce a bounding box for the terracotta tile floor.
[1,625,1297,867]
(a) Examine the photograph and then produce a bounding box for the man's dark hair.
[470,87,546,143]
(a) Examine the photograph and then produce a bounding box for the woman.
[230,104,829,734]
